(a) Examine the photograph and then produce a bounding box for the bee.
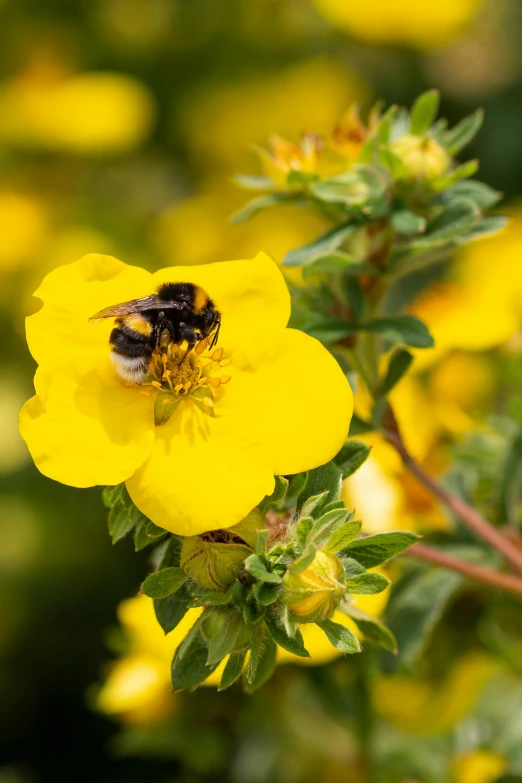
[90,282,221,384]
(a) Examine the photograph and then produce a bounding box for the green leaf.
[206,612,243,667]
[233,173,275,190]
[304,316,356,345]
[333,440,371,478]
[256,529,269,556]
[171,629,218,691]
[244,627,278,692]
[134,518,166,551]
[458,214,507,243]
[244,554,282,584]
[310,168,386,214]
[283,224,356,268]
[377,104,398,144]
[443,109,484,155]
[259,475,289,514]
[102,483,125,508]
[288,543,316,573]
[266,620,310,658]
[419,198,479,244]
[439,180,502,210]
[141,567,187,599]
[296,462,343,514]
[231,193,294,224]
[191,588,233,607]
[108,501,145,544]
[323,520,362,554]
[252,581,281,605]
[386,567,463,667]
[302,253,373,279]
[363,315,434,348]
[500,429,522,526]
[379,349,414,397]
[391,210,427,235]
[154,582,191,634]
[158,534,183,569]
[218,650,247,691]
[340,276,365,323]
[316,618,361,654]
[341,557,366,577]
[346,532,420,568]
[410,89,440,135]
[344,571,390,595]
[284,472,309,509]
[340,603,397,653]
[295,515,314,550]
[349,415,373,436]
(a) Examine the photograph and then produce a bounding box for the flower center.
[140,337,232,425]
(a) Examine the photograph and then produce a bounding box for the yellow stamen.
[183,381,192,391]
[219,357,232,367]
[219,375,231,384]
[140,390,153,398]
[195,339,208,355]
[209,377,221,388]
[151,381,163,390]
[174,383,183,393]
[211,347,224,361]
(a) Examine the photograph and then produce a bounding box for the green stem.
[347,349,374,394]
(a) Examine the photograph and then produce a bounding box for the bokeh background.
[1,1,522,781]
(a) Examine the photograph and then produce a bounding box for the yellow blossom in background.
[410,208,522,370]
[180,58,370,172]
[153,183,327,267]
[0,192,48,272]
[313,0,482,49]
[451,750,507,783]
[374,652,495,734]
[19,253,351,535]
[0,72,155,153]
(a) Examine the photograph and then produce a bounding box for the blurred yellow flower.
[410,208,522,370]
[153,183,327,267]
[374,652,495,734]
[0,72,155,153]
[0,192,48,271]
[313,0,482,49]
[19,253,351,535]
[451,750,507,783]
[180,58,370,172]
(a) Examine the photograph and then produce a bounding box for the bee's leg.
[178,323,199,353]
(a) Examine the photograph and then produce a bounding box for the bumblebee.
[90,282,221,384]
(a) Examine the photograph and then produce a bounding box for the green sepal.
[288,543,316,574]
[323,520,362,554]
[296,462,343,514]
[284,472,309,509]
[345,531,420,568]
[316,618,361,654]
[218,650,247,691]
[154,393,181,426]
[259,476,289,514]
[340,603,397,653]
[141,567,187,599]
[266,619,310,658]
[244,554,282,584]
[256,529,269,556]
[295,515,314,550]
[299,492,329,519]
[308,508,354,548]
[333,440,371,478]
[287,169,319,186]
[191,587,233,607]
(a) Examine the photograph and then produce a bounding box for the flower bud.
[391,134,450,182]
[282,550,346,623]
[180,509,263,591]
[201,609,253,651]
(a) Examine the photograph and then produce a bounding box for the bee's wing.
[89,295,183,322]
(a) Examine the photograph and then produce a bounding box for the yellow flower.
[257,133,323,189]
[19,253,352,535]
[409,208,522,370]
[0,72,154,154]
[313,0,482,50]
[0,192,48,271]
[451,750,507,783]
[374,652,495,734]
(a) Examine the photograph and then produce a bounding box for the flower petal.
[19,362,155,487]
[27,253,153,372]
[126,400,275,535]
[245,328,352,475]
[152,252,291,349]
